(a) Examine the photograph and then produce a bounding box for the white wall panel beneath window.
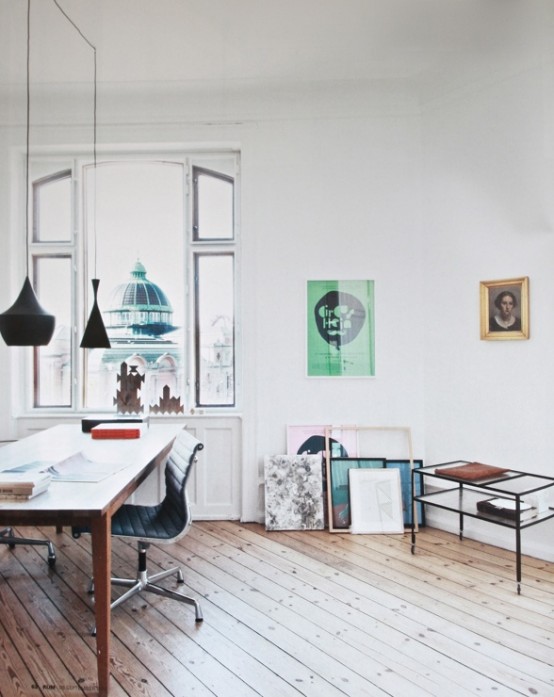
[183,416,242,520]
[132,416,242,519]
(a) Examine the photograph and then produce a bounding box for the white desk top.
[0,424,184,517]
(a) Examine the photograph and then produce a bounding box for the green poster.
[307,280,375,377]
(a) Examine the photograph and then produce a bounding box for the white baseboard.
[425,509,554,562]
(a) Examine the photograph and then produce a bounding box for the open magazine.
[3,452,130,483]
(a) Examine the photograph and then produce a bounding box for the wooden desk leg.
[91,514,112,697]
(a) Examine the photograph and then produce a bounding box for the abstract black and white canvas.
[264,454,325,531]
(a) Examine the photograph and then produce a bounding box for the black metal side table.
[411,460,554,594]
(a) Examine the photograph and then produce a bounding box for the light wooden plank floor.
[0,521,552,697]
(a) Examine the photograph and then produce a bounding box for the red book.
[91,423,143,439]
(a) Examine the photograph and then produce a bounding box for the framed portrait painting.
[307,280,375,377]
[480,277,529,341]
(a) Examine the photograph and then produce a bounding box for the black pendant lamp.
[79,43,110,349]
[0,0,55,346]
[51,1,110,350]
[81,278,110,347]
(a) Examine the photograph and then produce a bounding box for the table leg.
[410,470,417,553]
[91,514,111,697]
[515,525,522,595]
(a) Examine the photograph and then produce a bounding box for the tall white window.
[28,151,239,413]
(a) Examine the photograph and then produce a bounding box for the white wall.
[422,59,554,558]
[241,108,426,518]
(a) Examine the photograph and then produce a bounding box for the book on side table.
[477,497,537,522]
[435,462,509,481]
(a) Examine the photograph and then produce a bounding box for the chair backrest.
[160,429,203,532]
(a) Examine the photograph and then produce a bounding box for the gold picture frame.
[480,277,529,340]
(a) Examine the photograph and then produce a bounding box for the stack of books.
[477,497,537,522]
[0,472,52,500]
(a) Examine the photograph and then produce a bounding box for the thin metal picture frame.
[327,457,386,531]
[385,459,425,527]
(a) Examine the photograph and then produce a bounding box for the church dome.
[106,260,177,338]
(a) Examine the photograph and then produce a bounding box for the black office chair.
[0,527,56,568]
[80,428,203,631]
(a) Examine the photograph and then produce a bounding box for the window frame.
[193,251,236,408]
[32,169,73,243]
[192,165,235,242]
[21,146,240,417]
[32,252,74,409]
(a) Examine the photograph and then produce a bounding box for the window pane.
[33,171,72,242]
[34,256,72,407]
[83,161,185,411]
[195,254,235,406]
[193,167,234,240]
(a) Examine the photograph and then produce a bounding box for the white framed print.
[348,468,404,534]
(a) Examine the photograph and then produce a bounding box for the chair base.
[90,541,203,635]
[0,527,56,568]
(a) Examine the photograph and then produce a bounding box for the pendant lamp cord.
[52,0,97,276]
[25,0,30,278]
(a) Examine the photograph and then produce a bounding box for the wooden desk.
[0,423,184,697]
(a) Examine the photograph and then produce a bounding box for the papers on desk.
[2,452,131,483]
[45,452,130,482]
[2,460,54,474]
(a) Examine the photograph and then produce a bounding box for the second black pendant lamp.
[0,0,55,346]
[49,0,111,350]
[79,43,111,350]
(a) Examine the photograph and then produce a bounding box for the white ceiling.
[0,0,551,102]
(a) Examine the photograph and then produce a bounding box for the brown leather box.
[435,462,509,481]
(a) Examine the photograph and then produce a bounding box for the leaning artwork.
[264,454,325,531]
[349,468,404,534]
